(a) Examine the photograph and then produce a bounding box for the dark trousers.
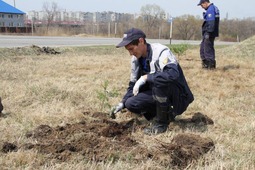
[124,83,188,120]
[200,36,215,62]
[125,90,157,120]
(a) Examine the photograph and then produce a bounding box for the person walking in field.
[198,0,220,69]
[111,28,194,135]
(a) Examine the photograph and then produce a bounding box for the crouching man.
[112,28,194,135]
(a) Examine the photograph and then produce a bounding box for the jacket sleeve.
[147,49,179,87]
[147,63,179,87]
[121,81,135,105]
[121,56,140,106]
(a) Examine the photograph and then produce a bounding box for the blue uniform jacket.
[202,3,220,37]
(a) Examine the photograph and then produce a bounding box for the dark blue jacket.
[202,3,220,37]
[122,43,194,115]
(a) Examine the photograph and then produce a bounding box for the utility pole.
[114,22,117,37]
[108,22,110,37]
[13,0,16,7]
[168,17,173,45]
[31,18,33,36]
[31,17,35,36]
[170,21,173,45]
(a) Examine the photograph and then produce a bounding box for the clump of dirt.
[30,45,61,55]
[1,112,215,168]
[144,133,214,167]
[1,142,18,153]
[180,112,214,125]
[169,112,214,132]
[170,133,214,166]
[0,45,61,57]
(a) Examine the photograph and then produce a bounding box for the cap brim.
[116,39,132,48]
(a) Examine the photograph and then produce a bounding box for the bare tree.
[174,15,201,40]
[43,1,59,33]
[140,4,165,38]
[220,18,255,41]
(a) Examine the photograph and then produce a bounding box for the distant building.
[84,12,93,23]
[0,0,25,27]
[26,9,134,25]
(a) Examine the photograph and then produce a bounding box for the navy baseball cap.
[197,0,209,5]
[116,28,146,48]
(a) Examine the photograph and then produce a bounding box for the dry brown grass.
[0,36,255,169]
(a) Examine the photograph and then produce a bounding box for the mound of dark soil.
[0,45,61,57]
[1,112,214,168]
[31,45,61,55]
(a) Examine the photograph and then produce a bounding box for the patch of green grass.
[167,44,190,56]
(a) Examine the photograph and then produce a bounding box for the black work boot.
[202,60,209,69]
[143,111,156,121]
[144,105,174,135]
[208,60,216,69]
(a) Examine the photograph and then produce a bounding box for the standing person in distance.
[198,0,220,69]
[111,28,194,135]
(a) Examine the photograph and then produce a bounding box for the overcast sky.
[2,0,255,19]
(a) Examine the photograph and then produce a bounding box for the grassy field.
[0,36,255,169]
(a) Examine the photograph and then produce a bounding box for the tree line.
[38,3,255,42]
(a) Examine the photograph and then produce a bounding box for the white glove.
[112,102,124,114]
[133,76,146,96]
